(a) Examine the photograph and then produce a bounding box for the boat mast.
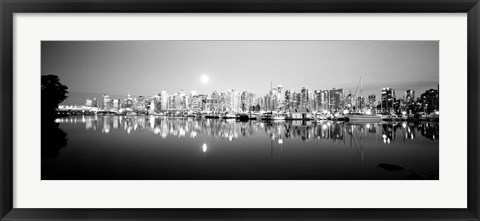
[353,76,362,113]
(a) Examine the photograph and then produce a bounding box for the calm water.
[42,116,439,180]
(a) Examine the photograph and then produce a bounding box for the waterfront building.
[85,98,93,107]
[211,91,220,112]
[420,89,439,114]
[241,91,255,112]
[300,87,309,109]
[277,85,284,106]
[345,93,353,110]
[103,94,113,110]
[357,97,365,111]
[227,89,241,112]
[264,94,272,111]
[146,97,155,114]
[92,98,98,108]
[308,90,315,111]
[367,94,376,110]
[319,90,330,112]
[381,88,396,113]
[124,94,134,109]
[178,90,187,110]
[405,90,415,104]
[405,90,415,114]
[168,93,177,110]
[313,90,321,112]
[284,90,292,110]
[158,91,169,110]
[190,94,204,111]
[395,98,407,114]
[152,95,162,113]
[113,98,120,109]
[254,97,264,111]
[329,88,344,112]
[135,96,146,111]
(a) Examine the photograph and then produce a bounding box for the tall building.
[420,89,439,114]
[158,91,169,110]
[405,90,415,104]
[381,88,396,113]
[178,90,187,110]
[357,97,365,110]
[91,98,97,108]
[168,94,176,110]
[313,90,321,112]
[241,91,255,112]
[113,99,120,109]
[103,94,112,110]
[153,95,162,112]
[319,90,330,112]
[345,93,353,110]
[300,87,309,109]
[367,94,376,110]
[284,90,293,110]
[329,88,344,112]
[190,95,204,111]
[135,96,146,111]
[85,98,93,107]
[276,85,284,109]
[124,94,133,108]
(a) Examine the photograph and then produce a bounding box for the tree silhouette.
[41,75,68,120]
[41,75,69,159]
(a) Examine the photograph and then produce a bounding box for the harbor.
[43,115,439,180]
[55,108,440,123]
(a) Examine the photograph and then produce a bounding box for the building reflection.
[56,116,439,144]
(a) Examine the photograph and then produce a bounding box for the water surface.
[42,116,439,180]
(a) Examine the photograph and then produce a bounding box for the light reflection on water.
[56,115,439,143]
[43,116,439,180]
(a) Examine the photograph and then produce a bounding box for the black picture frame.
[1,0,479,220]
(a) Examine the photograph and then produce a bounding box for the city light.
[59,82,439,127]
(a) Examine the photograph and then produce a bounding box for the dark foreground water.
[42,116,439,180]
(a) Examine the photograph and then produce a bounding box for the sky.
[41,41,439,105]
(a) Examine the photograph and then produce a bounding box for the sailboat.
[346,76,381,123]
[272,113,287,120]
[347,113,381,123]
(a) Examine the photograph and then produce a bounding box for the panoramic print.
[41,41,439,180]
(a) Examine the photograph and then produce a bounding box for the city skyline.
[42,40,439,105]
[58,85,439,118]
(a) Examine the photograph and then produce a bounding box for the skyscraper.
[103,94,112,110]
[381,88,396,113]
[421,89,439,114]
[405,90,415,104]
[319,90,330,112]
[329,88,344,112]
[367,94,376,110]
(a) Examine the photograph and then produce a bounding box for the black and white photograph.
[41,40,439,180]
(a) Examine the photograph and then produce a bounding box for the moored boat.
[427,112,439,122]
[346,113,382,123]
[260,112,273,120]
[237,113,250,121]
[272,113,286,120]
[222,112,236,119]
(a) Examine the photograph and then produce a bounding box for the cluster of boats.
[202,111,439,123]
[88,110,439,124]
[345,112,439,123]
